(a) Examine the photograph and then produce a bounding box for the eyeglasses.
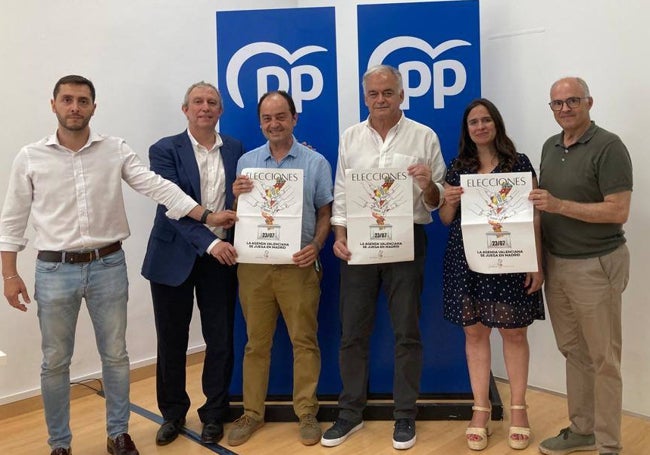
[548,97,589,111]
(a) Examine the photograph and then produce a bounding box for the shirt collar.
[555,121,597,148]
[364,111,405,135]
[263,135,299,163]
[187,129,223,152]
[46,128,105,150]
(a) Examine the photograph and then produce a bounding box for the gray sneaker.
[227,414,264,446]
[392,418,416,450]
[539,427,596,455]
[320,417,364,447]
[299,414,322,446]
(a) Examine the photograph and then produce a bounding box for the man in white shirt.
[321,65,446,451]
[0,75,235,455]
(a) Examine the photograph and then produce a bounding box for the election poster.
[460,172,538,273]
[346,168,414,264]
[234,168,303,264]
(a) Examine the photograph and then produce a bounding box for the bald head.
[550,77,590,98]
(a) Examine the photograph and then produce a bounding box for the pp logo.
[368,36,472,109]
[226,42,327,113]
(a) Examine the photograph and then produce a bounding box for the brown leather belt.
[37,242,122,264]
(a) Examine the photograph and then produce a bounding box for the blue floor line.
[97,390,238,455]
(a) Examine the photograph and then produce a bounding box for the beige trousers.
[544,244,629,454]
[237,263,321,420]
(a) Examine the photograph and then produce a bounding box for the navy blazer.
[141,130,244,287]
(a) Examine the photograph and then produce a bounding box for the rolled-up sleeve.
[423,135,446,211]
[119,142,197,219]
[0,151,33,252]
[330,140,348,227]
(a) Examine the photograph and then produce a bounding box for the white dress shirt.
[331,113,446,227]
[187,130,227,252]
[0,130,198,252]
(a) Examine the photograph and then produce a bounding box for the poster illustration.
[234,168,303,264]
[460,172,537,273]
[346,168,414,264]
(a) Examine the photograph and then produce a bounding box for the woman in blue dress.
[439,99,544,451]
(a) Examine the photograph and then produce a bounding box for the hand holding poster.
[234,168,303,264]
[460,172,537,273]
[345,168,414,264]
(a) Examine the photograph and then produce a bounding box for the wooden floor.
[2,362,649,454]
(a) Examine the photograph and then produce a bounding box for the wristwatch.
[200,209,213,224]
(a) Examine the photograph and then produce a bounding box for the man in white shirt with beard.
[0,75,235,455]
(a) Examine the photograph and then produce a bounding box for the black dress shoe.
[50,448,71,455]
[156,417,186,446]
[201,421,224,443]
[107,433,139,455]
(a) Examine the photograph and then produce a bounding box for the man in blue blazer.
[142,82,244,446]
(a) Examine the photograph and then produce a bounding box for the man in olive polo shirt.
[530,77,632,455]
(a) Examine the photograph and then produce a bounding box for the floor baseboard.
[0,351,205,420]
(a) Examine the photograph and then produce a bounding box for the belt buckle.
[65,251,93,264]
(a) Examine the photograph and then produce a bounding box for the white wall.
[479,0,650,416]
[1,0,648,416]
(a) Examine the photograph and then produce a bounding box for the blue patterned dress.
[442,153,544,328]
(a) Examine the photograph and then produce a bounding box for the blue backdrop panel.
[357,0,480,395]
[216,7,342,396]
[216,1,480,399]
[216,7,339,155]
